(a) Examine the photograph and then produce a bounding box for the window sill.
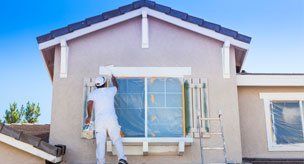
[268,144,304,151]
[107,137,193,156]
[120,137,193,143]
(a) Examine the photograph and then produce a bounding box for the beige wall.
[50,17,243,163]
[238,86,304,158]
[0,142,44,164]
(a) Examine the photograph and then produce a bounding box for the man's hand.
[85,116,91,125]
[111,75,119,89]
[111,74,116,80]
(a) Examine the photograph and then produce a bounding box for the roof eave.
[0,133,62,163]
[237,74,304,86]
[37,0,252,45]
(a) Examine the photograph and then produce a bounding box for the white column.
[141,10,149,48]
[222,40,230,78]
[60,39,69,78]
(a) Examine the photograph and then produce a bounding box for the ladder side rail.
[219,112,228,164]
[198,114,204,164]
[193,78,204,164]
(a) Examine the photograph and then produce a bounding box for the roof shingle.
[1,125,22,140]
[68,21,89,32]
[38,141,62,156]
[186,15,204,26]
[219,27,238,38]
[102,9,122,20]
[201,21,221,32]
[19,133,42,147]
[236,33,252,44]
[50,27,71,38]
[85,14,105,25]
[119,4,135,14]
[169,9,188,20]
[9,124,50,142]
[133,0,145,9]
[154,3,171,14]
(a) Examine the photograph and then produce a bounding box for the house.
[36,0,304,163]
[0,124,65,164]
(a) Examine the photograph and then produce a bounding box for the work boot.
[118,159,128,164]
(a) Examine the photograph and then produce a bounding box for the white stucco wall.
[0,142,45,164]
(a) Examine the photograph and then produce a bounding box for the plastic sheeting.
[271,101,304,144]
[115,78,145,137]
[147,78,183,137]
[114,77,184,137]
[148,108,182,137]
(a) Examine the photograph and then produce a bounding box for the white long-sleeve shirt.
[87,87,118,131]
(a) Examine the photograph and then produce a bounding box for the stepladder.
[198,111,228,164]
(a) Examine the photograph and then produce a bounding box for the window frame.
[260,93,304,151]
[100,66,192,140]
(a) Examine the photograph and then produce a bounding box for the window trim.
[260,93,304,151]
[99,66,192,77]
[102,67,192,138]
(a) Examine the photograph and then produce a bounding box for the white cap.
[95,76,106,87]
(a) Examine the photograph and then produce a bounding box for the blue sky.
[0,0,303,123]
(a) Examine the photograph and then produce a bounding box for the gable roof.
[0,123,64,163]
[36,0,251,45]
[37,0,252,80]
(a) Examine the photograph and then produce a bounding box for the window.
[260,93,304,151]
[271,101,304,145]
[147,78,183,137]
[82,77,208,141]
[115,77,183,138]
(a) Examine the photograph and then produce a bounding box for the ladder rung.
[203,147,224,150]
[200,118,220,121]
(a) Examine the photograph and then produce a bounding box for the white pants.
[95,119,126,164]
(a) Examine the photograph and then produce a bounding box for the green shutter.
[184,80,191,134]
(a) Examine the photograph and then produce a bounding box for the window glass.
[147,78,183,137]
[115,78,145,137]
[148,78,165,92]
[271,101,304,144]
[166,78,182,92]
[148,108,182,137]
[148,93,165,107]
[166,93,182,107]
